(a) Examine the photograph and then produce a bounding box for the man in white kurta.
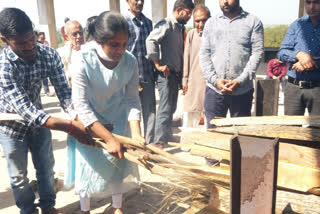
[182,5,211,127]
[57,20,84,87]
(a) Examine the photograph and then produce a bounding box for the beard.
[221,1,239,14]
[177,18,187,25]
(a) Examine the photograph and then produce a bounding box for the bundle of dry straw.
[94,134,230,195]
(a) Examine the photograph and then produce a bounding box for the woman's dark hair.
[0,8,34,39]
[85,16,98,42]
[87,11,129,44]
[173,0,195,11]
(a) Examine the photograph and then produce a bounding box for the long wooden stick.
[209,125,320,143]
[210,115,320,127]
[169,142,229,160]
[94,136,196,166]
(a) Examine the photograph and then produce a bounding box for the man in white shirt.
[57,20,84,87]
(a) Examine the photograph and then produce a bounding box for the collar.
[126,9,145,22]
[305,15,320,26]
[219,7,247,20]
[5,46,21,62]
[170,16,185,28]
[5,43,42,63]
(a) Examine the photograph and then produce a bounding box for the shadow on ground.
[59,182,199,214]
[0,188,14,209]
[52,139,67,152]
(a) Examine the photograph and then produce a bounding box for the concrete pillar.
[152,0,167,24]
[109,0,120,12]
[299,0,306,17]
[194,0,205,5]
[45,0,58,49]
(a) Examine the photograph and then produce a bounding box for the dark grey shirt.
[199,9,264,95]
[146,17,185,73]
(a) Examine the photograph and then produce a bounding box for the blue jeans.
[204,87,254,128]
[139,80,156,144]
[0,128,56,214]
[154,72,179,145]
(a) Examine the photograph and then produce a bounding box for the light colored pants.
[183,112,202,128]
[80,193,123,211]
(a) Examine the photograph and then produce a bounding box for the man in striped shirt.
[0,8,93,214]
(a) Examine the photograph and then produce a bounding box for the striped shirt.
[124,10,154,83]
[0,43,71,141]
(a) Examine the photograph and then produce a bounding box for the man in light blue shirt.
[278,0,320,116]
[199,0,264,128]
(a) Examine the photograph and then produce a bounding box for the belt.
[288,76,320,89]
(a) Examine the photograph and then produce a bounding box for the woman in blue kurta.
[64,11,144,214]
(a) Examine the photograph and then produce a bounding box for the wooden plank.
[254,79,280,116]
[210,115,320,127]
[181,130,320,169]
[277,161,320,193]
[211,125,320,143]
[179,132,320,194]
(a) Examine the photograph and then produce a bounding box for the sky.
[0,0,300,33]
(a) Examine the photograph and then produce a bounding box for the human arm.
[44,117,94,146]
[199,18,219,87]
[182,30,193,94]
[146,20,170,76]
[71,55,123,157]
[129,120,145,145]
[236,19,264,85]
[277,22,301,63]
[125,61,145,144]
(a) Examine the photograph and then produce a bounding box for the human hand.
[182,85,188,94]
[223,79,240,92]
[156,64,170,77]
[272,76,278,79]
[216,79,231,93]
[71,120,95,146]
[292,62,306,72]
[131,135,146,149]
[104,137,123,159]
[296,52,319,71]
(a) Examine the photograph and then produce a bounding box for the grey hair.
[64,20,82,35]
[194,4,211,18]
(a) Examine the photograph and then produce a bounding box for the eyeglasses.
[71,30,83,37]
[184,9,192,17]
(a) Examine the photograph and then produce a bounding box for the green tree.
[264,25,289,48]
